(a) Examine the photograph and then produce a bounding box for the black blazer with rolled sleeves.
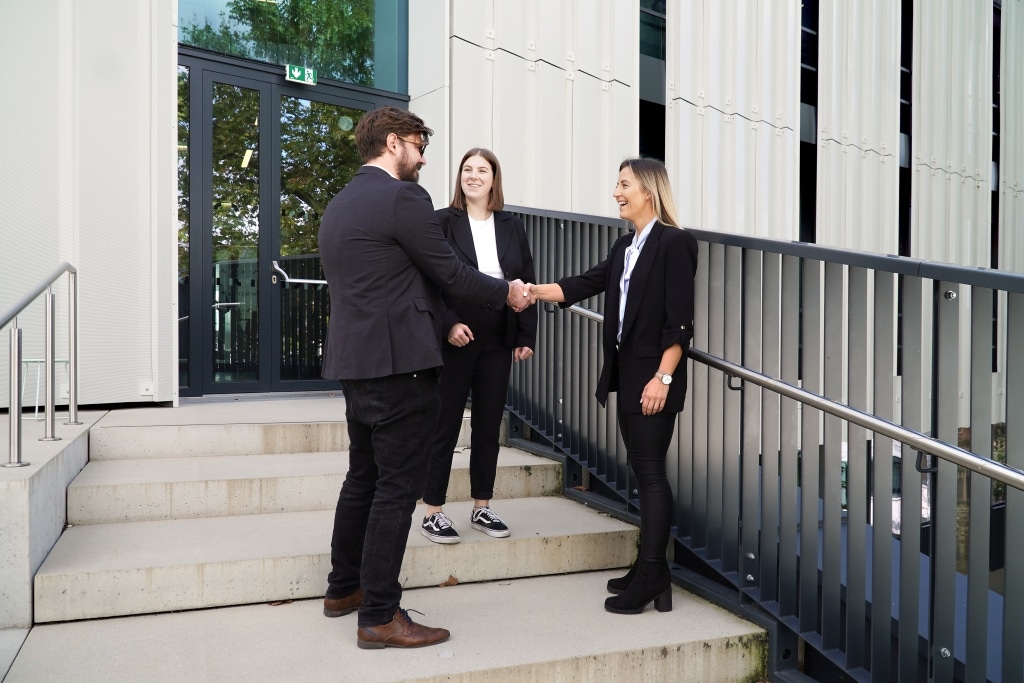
[556,222,698,414]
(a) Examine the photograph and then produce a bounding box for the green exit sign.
[285,64,317,85]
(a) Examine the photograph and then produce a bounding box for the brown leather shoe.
[357,608,451,649]
[323,588,364,617]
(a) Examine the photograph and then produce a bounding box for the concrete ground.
[5,571,763,682]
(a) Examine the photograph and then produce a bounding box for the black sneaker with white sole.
[421,511,461,544]
[470,506,510,538]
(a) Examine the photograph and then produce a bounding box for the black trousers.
[422,332,513,506]
[326,370,440,627]
[617,410,678,562]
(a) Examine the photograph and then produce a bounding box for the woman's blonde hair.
[619,157,680,228]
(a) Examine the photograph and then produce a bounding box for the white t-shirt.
[469,214,503,279]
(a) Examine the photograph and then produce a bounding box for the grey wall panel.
[666,1,800,239]
[815,1,900,252]
[911,0,993,266]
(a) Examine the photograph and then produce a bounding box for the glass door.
[178,55,377,396]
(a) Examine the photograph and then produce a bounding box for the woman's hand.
[640,377,669,415]
[513,346,533,362]
[447,323,474,347]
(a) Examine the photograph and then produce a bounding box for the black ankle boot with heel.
[606,561,638,595]
[603,559,672,614]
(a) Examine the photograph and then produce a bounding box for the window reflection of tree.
[180,0,375,87]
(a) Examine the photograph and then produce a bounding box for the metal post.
[66,271,81,425]
[5,325,28,467]
[40,290,60,442]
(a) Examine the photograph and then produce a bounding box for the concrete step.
[67,447,561,524]
[87,397,479,460]
[11,572,767,682]
[34,497,638,623]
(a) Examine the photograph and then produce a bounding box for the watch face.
[661,375,672,385]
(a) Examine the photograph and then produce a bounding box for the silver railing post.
[66,271,81,425]
[40,290,60,442]
[5,324,28,467]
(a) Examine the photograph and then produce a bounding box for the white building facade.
[1,0,1021,407]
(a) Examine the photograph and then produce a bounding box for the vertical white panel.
[573,73,627,216]
[911,0,992,266]
[702,112,757,233]
[535,0,573,68]
[410,86,450,208]
[436,0,635,216]
[815,1,900,252]
[533,62,574,211]
[666,1,800,237]
[575,0,634,86]
[452,0,494,48]
[1000,0,1024,275]
[448,39,495,176]
[409,0,451,205]
[492,51,574,211]
[756,124,799,241]
[494,0,534,58]
[665,100,704,229]
[408,0,448,100]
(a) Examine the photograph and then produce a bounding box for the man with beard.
[317,106,529,649]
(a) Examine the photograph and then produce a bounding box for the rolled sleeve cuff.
[663,323,694,350]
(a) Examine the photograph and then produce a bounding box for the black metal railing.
[505,205,1024,683]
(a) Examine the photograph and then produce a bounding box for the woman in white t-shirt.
[420,148,537,544]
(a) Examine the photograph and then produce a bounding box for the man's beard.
[396,148,422,183]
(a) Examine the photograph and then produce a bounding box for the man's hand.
[507,279,528,312]
[447,323,474,347]
[513,346,533,362]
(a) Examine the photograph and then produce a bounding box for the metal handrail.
[2,263,81,468]
[564,305,1024,493]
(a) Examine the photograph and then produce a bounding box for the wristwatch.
[655,371,672,385]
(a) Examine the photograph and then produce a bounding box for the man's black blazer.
[556,222,698,413]
[318,166,509,380]
[436,207,538,350]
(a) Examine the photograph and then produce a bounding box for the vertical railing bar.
[899,275,926,681]
[5,325,28,467]
[1003,290,1024,683]
[707,243,726,563]
[871,270,895,679]
[821,261,843,652]
[741,249,763,594]
[691,240,711,549]
[779,254,801,617]
[722,245,744,576]
[67,269,80,424]
[846,265,869,668]
[965,286,993,683]
[41,290,60,442]
[799,258,822,635]
[759,252,782,604]
[931,280,959,680]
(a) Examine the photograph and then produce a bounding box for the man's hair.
[619,157,681,228]
[354,106,434,163]
[450,148,505,211]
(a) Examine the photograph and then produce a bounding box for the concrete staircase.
[11,398,768,681]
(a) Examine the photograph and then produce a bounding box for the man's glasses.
[397,136,428,155]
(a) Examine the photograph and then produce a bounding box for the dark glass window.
[640,1,666,60]
[178,0,407,92]
[799,1,819,244]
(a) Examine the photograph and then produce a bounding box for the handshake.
[506,280,542,313]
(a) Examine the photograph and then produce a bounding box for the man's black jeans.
[327,370,441,627]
